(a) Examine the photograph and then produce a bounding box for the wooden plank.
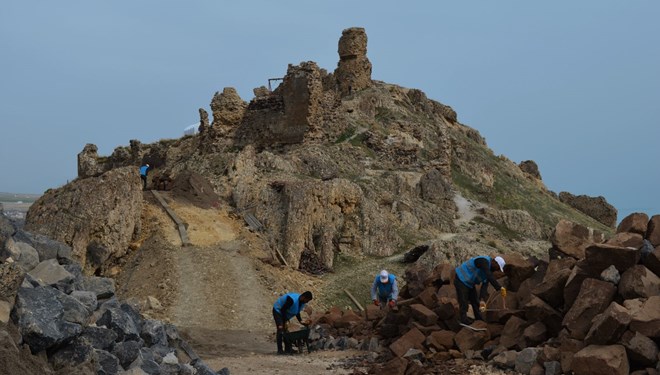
[344,289,365,312]
[275,249,288,267]
[151,191,192,247]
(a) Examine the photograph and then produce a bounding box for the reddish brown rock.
[454,320,490,353]
[629,296,660,339]
[502,253,536,291]
[365,304,385,321]
[403,263,431,298]
[426,330,455,351]
[606,232,645,249]
[546,257,577,275]
[524,295,563,336]
[621,330,659,368]
[435,297,456,320]
[584,302,631,345]
[560,336,585,374]
[523,322,547,347]
[380,357,408,375]
[563,278,616,340]
[617,213,649,235]
[410,304,438,327]
[411,322,441,336]
[619,265,660,299]
[499,316,527,349]
[416,287,437,309]
[647,215,660,246]
[571,345,629,375]
[436,284,456,300]
[539,345,561,363]
[564,261,599,311]
[389,327,425,357]
[424,263,454,287]
[551,219,605,259]
[335,309,362,328]
[532,267,572,307]
[585,243,641,275]
[643,247,660,278]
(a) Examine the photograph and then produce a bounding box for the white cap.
[494,256,506,272]
[379,270,389,283]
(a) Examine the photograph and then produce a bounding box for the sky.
[1,1,658,222]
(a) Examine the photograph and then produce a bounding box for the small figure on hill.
[454,255,507,325]
[371,270,399,309]
[139,163,150,191]
[272,291,313,355]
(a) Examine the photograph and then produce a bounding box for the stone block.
[630,296,660,339]
[621,330,659,368]
[585,243,641,275]
[563,278,616,339]
[523,322,547,347]
[435,297,456,320]
[426,330,455,351]
[584,302,631,345]
[617,213,649,235]
[606,232,644,249]
[551,219,604,259]
[389,327,425,357]
[515,347,542,375]
[416,286,437,309]
[572,345,629,375]
[643,247,660,278]
[524,295,563,336]
[619,265,660,299]
[563,261,597,311]
[532,267,571,307]
[27,259,74,287]
[646,215,660,246]
[499,315,527,349]
[410,304,438,326]
[454,321,490,353]
[502,253,535,291]
[75,276,116,299]
[380,357,408,375]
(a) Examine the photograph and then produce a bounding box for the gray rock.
[13,286,83,352]
[493,350,518,369]
[600,265,621,285]
[20,272,45,288]
[27,259,74,287]
[0,300,11,324]
[0,213,16,249]
[96,349,121,375]
[97,305,141,342]
[160,362,180,375]
[57,291,92,325]
[217,368,231,375]
[76,276,116,299]
[515,347,542,375]
[13,229,72,261]
[71,290,98,312]
[141,319,168,347]
[80,326,118,351]
[2,238,39,271]
[191,358,218,375]
[164,323,179,344]
[403,348,425,361]
[179,364,195,375]
[49,339,94,370]
[112,339,144,369]
[543,361,561,375]
[62,261,83,280]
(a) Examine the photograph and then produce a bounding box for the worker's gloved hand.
[500,287,507,298]
[373,299,380,306]
[479,301,487,313]
[388,300,396,308]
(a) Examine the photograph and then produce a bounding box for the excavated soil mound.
[170,171,220,209]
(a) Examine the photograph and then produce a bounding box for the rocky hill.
[33,27,614,276]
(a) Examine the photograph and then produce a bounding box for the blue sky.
[1,1,658,222]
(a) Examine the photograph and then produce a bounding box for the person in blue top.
[139,163,150,191]
[454,255,507,325]
[371,270,399,309]
[272,291,313,354]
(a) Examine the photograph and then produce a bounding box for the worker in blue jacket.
[371,270,399,309]
[273,291,313,354]
[139,163,150,191]
[454,256,507,325]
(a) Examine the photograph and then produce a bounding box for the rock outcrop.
[518,160,541,180]
[25,167,142,273]
[559,192,617,228]
[334,27,372,96]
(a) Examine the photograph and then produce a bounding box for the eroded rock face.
[519,160,541,179]
[558,192,617,228]
[617,212,649,235]
[77,143,104,179]
[334,27,372,96]
[210,87,247,131]
[551,219,605,259]
[25,167,142,273]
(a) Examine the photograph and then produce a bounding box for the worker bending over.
[455,256,507,325]
[371,270,399,309]
[272,291,313,355]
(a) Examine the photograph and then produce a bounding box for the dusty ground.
[117,192,362,374]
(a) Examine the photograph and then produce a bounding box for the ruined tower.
[334,27,372,96]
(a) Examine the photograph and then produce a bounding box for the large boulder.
[620,330,658,368]
[558,192,617,228]
[629,295,660,339]
[502,253,535,292]
[13,230,72,262]
[617,213,649,235]
[562,278,616,340]
[25,166,142,272]
[551,219,605,259]
[583,302,631,345]
[618,265,660,299]
[571,345,629,375]
[584,243,641,275]
[605,232,644,249]
[2,238,39,272]
[646,215,660,247]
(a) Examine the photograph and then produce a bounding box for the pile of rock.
[1,217,227,375]
[309,213,660,375]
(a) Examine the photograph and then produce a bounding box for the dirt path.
[150,196,359,374]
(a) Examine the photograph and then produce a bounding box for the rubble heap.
[308,212,660,375]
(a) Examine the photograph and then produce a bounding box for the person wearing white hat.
[454,256,507,325]
[370,270,399,309]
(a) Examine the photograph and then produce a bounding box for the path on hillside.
[154,198,356,374]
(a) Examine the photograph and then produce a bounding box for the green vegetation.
[334,127,356,143]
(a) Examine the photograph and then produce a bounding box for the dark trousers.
[454,279,483,324]
[141,175,147,190]
[273,308,291,353]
